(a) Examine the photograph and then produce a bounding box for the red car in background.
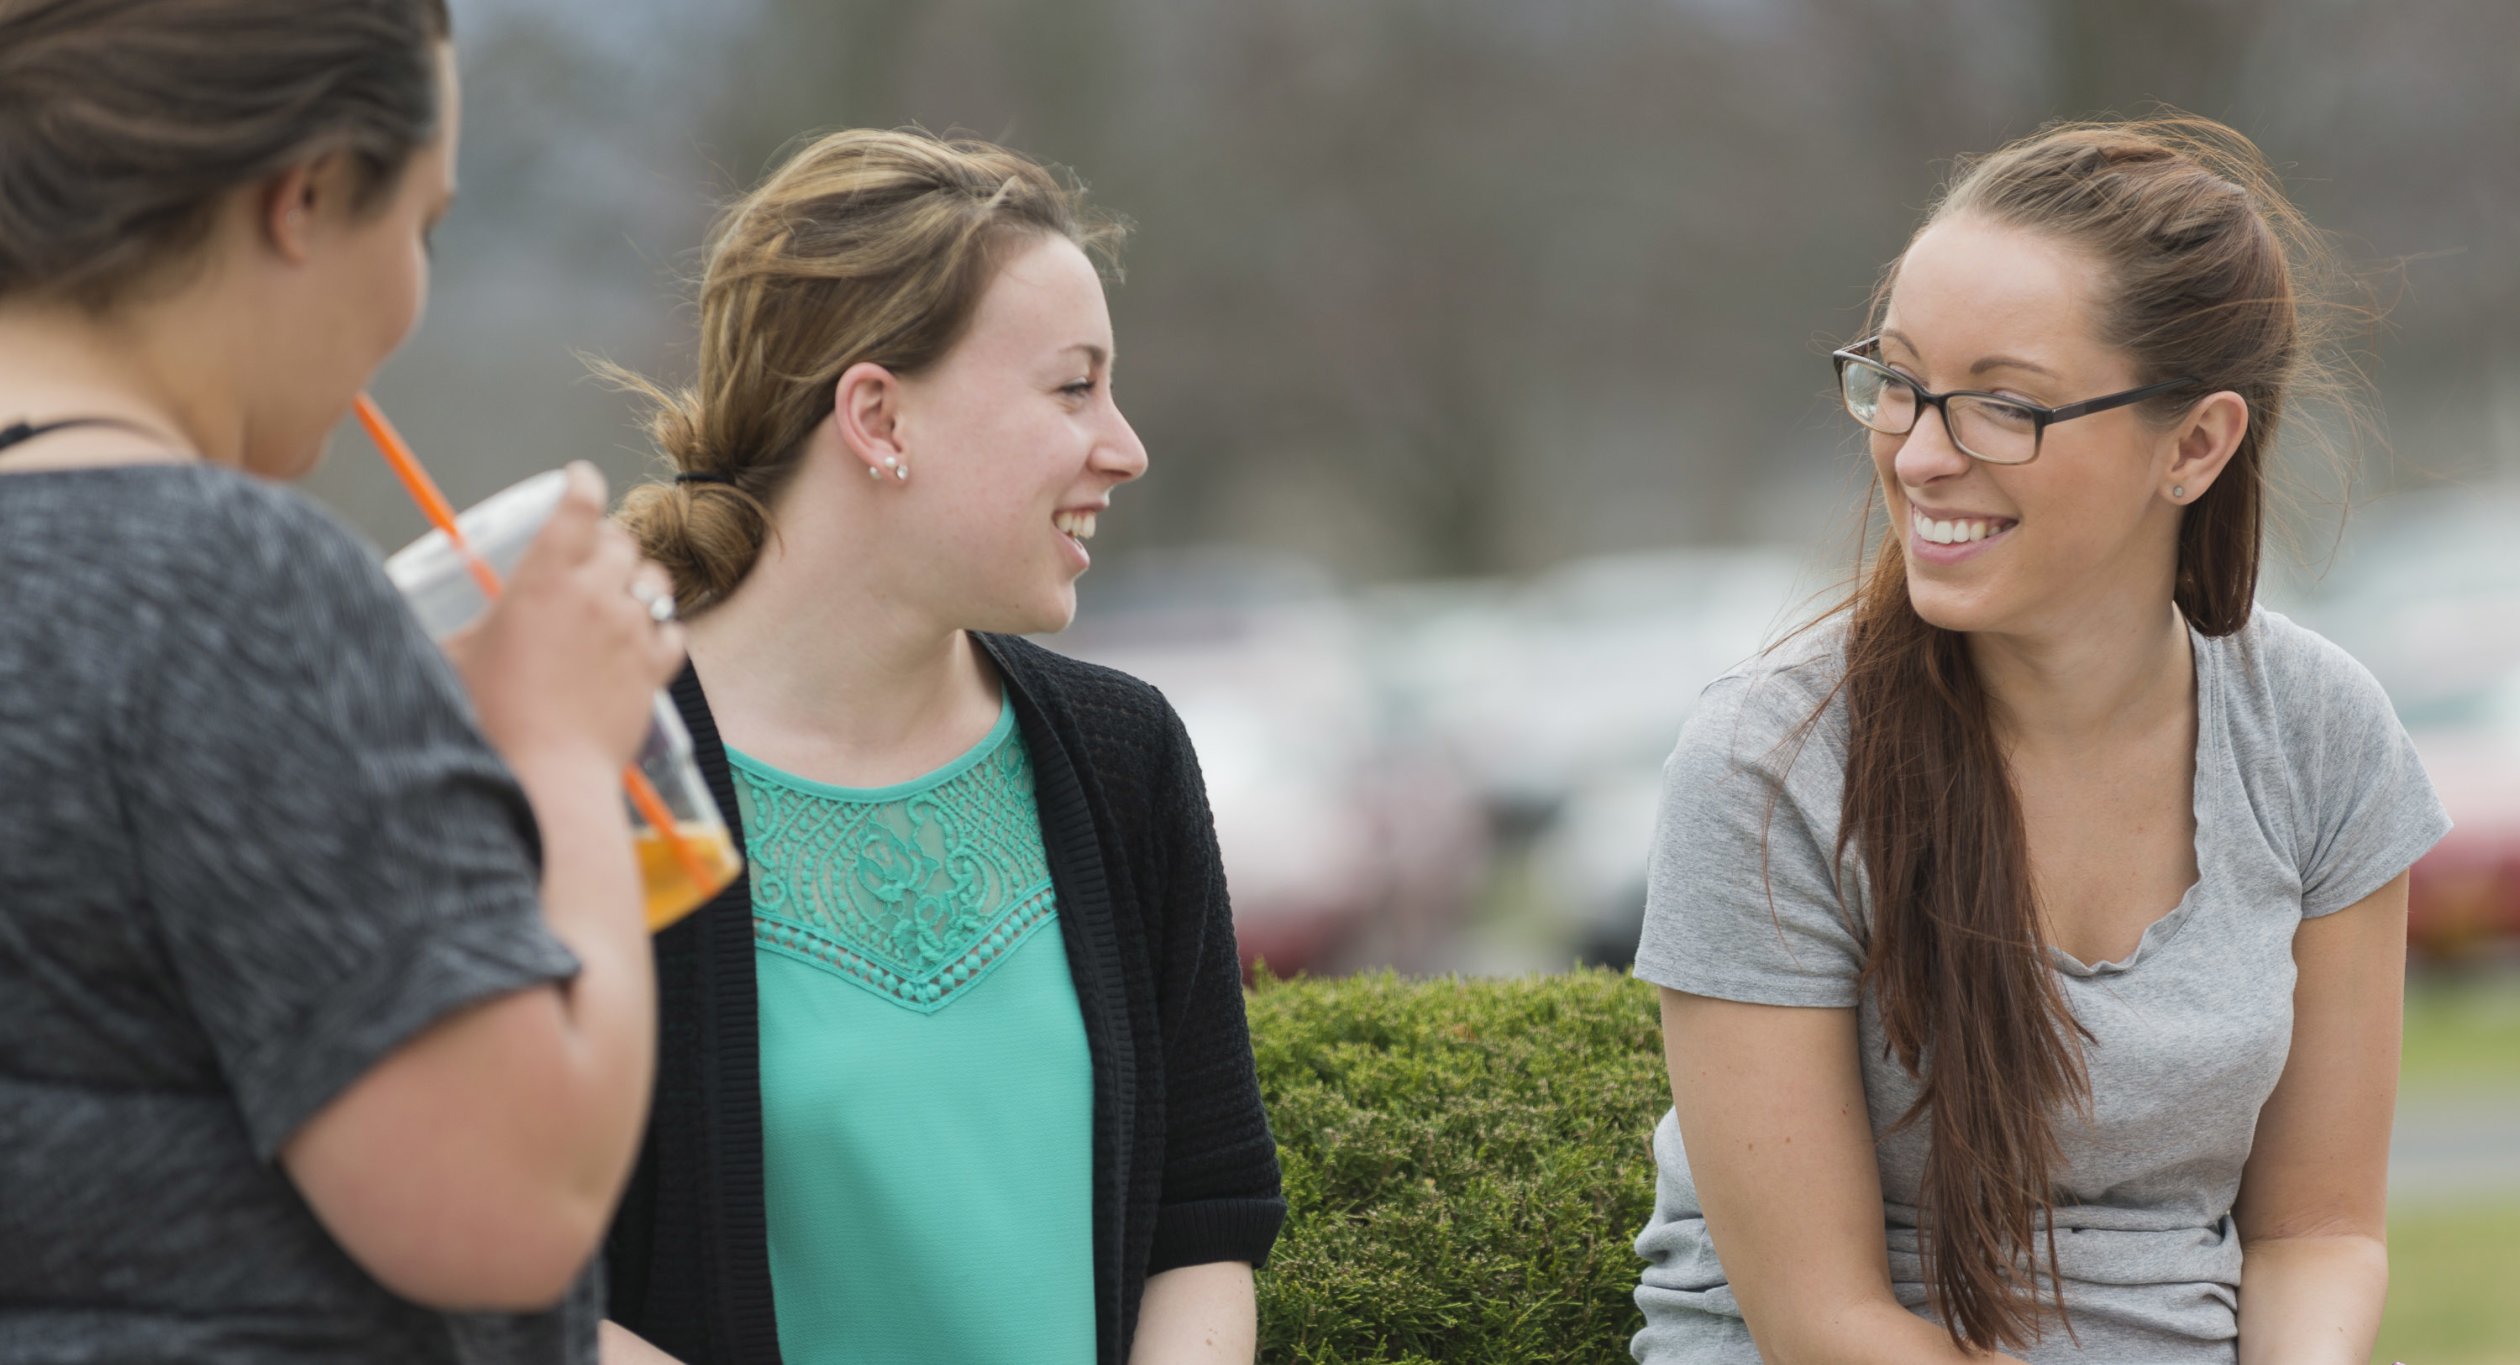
[2409,716,2520,956]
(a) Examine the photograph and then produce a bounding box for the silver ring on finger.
[630,583,678,625]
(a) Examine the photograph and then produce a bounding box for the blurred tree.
[319,0,2518,578]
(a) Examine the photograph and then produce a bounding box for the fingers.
[585,518,641,594]
[647,619,690,686]
[628,563,675,611]
[628,564,688,684]
[513,461,612,582]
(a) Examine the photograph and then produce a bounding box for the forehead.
[1883,214,2116,375]
[959,234,1111,358]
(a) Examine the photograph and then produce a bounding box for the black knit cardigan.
[603,633,1285,1364]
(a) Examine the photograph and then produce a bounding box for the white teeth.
[1913,511,2008,546]
[1055,511,1098,541]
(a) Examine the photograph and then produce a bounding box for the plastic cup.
[383,470,741,932]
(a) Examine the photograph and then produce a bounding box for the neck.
[683,512,998,775]
[1968,593,2194,753]
[0,295,243,468]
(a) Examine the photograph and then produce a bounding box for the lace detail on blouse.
[735,708,1056,1014]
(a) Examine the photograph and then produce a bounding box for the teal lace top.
[731,695,1095,1365]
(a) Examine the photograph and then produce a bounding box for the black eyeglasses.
[1831,337,2196,466]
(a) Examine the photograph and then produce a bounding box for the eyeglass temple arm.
[2043,377,2197,423]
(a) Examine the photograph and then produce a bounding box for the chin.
[976,585,1078,638]
[1028,593,1080,635]
[1902,571,2010,636]
[244,432,333,483]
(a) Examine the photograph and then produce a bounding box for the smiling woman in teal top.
[732,697,1094,1363]
[597,128,1284,1365]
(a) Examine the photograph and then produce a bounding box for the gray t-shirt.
[0,466,596,1363]
[1629,609,2450,1364]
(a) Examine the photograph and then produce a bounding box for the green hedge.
[1249,968,1668,1365]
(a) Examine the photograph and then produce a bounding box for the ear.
[2163,390,2249,505]
[258,153,359,265]
[832,360,908,476]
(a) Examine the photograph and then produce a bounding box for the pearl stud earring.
[2172,485,2187,500]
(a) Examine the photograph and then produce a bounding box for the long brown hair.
[0,0,452,309]
[1826,116,2360,1350]
[602,128,1127,613]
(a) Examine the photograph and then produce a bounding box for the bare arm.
[1129,1261,1257,1365]
[1661,988,2023,1365]
[280,465,680,1310]
[2231,872,2408,1365]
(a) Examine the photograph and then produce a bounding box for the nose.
[1889,401,1972,489]
[1096,397,1149,484]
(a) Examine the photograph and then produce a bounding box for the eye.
[1060,378,1096,399]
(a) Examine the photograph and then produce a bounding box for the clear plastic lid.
[382,469,569,637]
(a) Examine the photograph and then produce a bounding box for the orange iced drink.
[636,822,744,932]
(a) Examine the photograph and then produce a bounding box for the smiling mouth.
[1054,509,1098,544]
[1910,509,2016,546]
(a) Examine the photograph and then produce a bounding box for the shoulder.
[983,633,1190,765]
[75,468,409,681]
[980,633,1204,815]
[1674,617,1851,785]
[141,466,394,612]
[2212,605,2402,740]
[984,632,1176,720]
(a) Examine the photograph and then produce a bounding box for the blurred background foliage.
[325,0,2519,575]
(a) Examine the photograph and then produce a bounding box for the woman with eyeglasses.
[0,2,681,1361]
[1629,117,2444,1363]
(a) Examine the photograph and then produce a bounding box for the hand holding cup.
[447,461,686,775]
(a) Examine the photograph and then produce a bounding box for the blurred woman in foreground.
[0,3,678,1359]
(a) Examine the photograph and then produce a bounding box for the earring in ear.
[882,455,908,482]
[2172,485,2187,500]
[867,465,883,480]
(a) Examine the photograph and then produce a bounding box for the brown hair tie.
[673,470,737,487]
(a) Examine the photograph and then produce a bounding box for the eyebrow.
[1878,329,2058,380]
[1062,343,1112,368]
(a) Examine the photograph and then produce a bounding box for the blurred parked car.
[1381,548,1819,962]
[2292,486,2520,956]
[1057,549,1487,976]
[1369,548,1817,829]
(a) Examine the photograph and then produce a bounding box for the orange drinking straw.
[355,394,713,892]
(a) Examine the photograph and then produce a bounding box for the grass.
[2378,971,2520,1364]
[2375,1200,2520,1365]
[2399,967,2520,1098]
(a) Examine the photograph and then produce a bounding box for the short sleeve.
[118,482,577,1160]
[2284,634,2453,918]
[1632,671,1866,1007]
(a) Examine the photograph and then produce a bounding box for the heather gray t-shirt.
[1630,609,2450,1364]
[0,466,596,1363]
